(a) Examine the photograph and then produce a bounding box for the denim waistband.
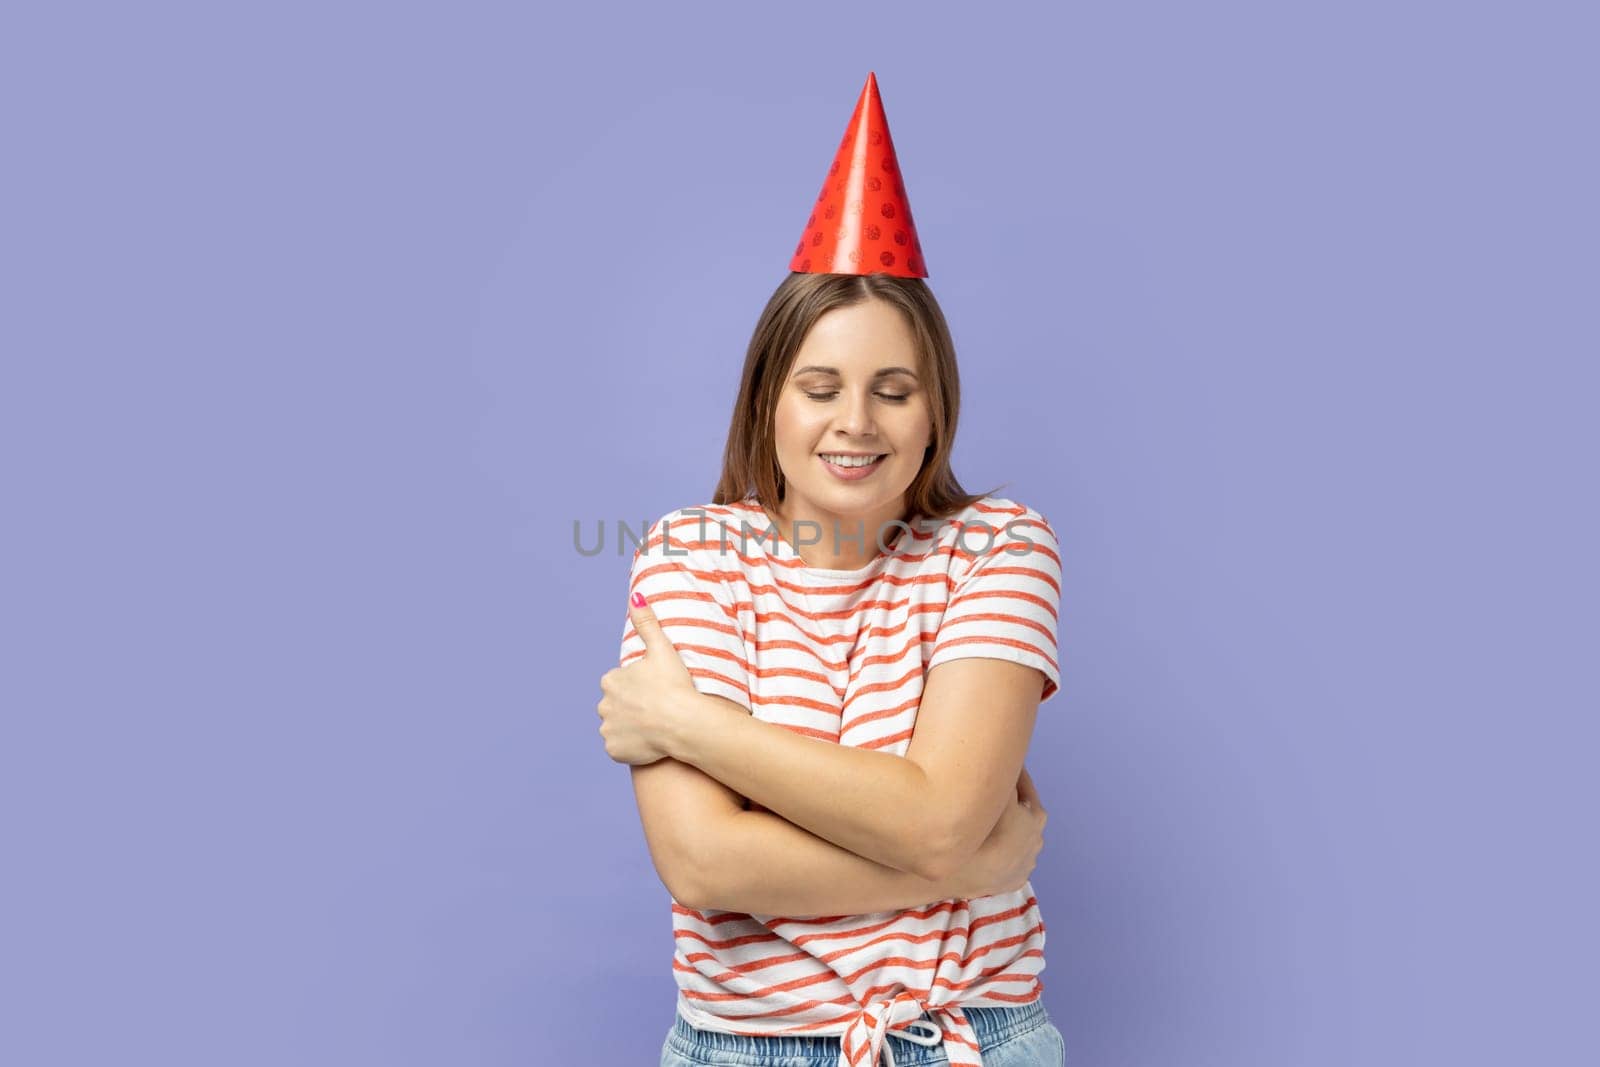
[666,999,1048,1066]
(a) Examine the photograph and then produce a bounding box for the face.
[770,298,934,542]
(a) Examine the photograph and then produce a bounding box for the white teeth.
[821,454,883,468]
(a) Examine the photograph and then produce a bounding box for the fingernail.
[631,591,646,607]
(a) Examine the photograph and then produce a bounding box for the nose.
[834,388,878,438]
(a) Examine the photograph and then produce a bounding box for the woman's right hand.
[961,765,1047,899]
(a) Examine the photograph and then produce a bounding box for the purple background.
[4,2,1596,1065]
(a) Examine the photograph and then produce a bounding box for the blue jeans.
[659,999,1066,1066]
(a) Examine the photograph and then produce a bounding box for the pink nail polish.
[631,591,646,607]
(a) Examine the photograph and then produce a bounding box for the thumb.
[628,589,678,660]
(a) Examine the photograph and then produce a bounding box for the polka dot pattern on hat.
[787,72,928,279]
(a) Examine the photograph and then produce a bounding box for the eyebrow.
[791,365,920,380]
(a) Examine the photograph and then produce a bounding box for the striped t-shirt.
[618,494,1062,1067]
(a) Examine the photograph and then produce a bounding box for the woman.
[598,75,1066,1067]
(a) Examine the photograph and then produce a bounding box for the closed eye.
[804,391,910,403]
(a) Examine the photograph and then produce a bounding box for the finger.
[1017,766,1040,806]
[626,589,676,657]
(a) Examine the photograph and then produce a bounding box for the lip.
[819,453,886,481]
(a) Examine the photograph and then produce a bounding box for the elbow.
[664,819,726,911]
[915,841,965,883]
[917,811,985,883]
[664,862,707,910]
[921,796,992,883]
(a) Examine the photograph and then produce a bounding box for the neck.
[766,497,910,571]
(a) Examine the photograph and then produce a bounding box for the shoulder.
[927,497,1062,615]
[927,495,1059,563]
[634,501,764,573]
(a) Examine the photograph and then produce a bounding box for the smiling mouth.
[819,453,887,474]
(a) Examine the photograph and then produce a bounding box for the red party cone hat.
[789,72,928,278]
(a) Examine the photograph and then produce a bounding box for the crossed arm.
[631,655,1045,917]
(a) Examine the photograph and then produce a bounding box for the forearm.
[663,692,946,878]
[687,806,971,918]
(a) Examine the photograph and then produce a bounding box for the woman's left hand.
[597,592,699,765]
